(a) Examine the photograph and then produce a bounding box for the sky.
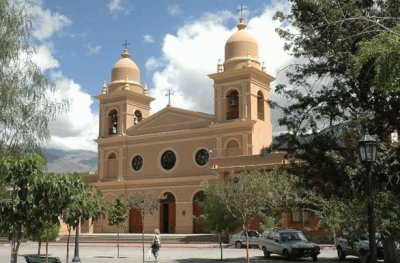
[29,0,294,152]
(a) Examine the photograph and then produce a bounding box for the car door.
[248,231,258,245]
[269,232,281,254]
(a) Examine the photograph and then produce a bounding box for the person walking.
[151,229,161,262]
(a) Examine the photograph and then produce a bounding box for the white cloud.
[167,4,182,16]
[87,43,102,55]
[47,72,98,151]
[149,1,295,135]
[28,2,98,152]
[31,6,71,41]
[143,34,155,43]
[108,0,123,13]
[145,57,162,71]
[31,44,59,71]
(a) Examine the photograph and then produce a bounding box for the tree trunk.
[66,227,71,263]
[244,224,249,263]
[141,214,145,263]
[37,241,41,255]
[45,229,49,263]
[383,237,400,263]
[10,238,21,263]
[219,232,224,261]
[117,226,120,258]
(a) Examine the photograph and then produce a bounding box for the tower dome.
[109,48,142,93]
[111,49,140,82]
[224,18,260,71]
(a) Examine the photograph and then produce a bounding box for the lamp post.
[72,218,81,262]
[358,131,377,263]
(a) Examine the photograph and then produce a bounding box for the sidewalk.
[0,241,337,263]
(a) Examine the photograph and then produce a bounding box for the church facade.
[85,17,318,235]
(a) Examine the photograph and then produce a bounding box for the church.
[84,15,319,235]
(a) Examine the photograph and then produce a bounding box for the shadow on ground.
[174,255,362,263]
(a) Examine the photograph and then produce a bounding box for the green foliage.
[273,2,400,259]
[0,153,46,240]
[0,153,76,263]
[107,196,129,229]
[128,191,159,217]
[29,223,60,243]
[62,173,105,229]
[355,23,400,94]
[207,169,303,263]
[200,182,241,234]
[0,0,68,154]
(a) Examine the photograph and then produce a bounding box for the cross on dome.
[236,4,247,30]
[237,4,247,22]
[123,40,130,50]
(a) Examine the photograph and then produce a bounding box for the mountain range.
[45,148,97,174]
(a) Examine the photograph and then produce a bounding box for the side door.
[269,232,282,254]
[248,231,258,245]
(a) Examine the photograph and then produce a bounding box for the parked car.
[336,235,400,261]
[259,228,320,261]
[230,230,261,248]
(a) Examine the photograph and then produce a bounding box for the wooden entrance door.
[129,208,143,233]
[159,192,176,233]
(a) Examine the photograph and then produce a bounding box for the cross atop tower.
[237,4,247,21]
[165,89,174,107]
[123,40,130,50]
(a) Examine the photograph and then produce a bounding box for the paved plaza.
[0,242,359,263]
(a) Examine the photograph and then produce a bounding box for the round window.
[195,149,209,166]
[131,155,143,171]
[161,150,176,170]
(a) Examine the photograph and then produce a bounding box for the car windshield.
[281,232,307,242]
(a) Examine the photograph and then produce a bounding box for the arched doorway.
[193,191,206,233]
[129,208,143,233]
[159,192,176,233]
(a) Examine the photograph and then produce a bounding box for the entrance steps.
[57,233,217,244]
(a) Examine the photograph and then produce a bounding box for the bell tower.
[209,16,275,149]
[96,48,154,138]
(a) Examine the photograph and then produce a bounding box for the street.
[0,242,360,263]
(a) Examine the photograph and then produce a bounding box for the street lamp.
[72,218,81,262]
[358,131,377,263]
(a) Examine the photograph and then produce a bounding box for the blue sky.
[29,0,293,151]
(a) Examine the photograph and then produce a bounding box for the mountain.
[45,148,97,173]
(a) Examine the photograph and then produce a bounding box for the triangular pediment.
[127,106,216,136]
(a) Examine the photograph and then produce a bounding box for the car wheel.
[283,249,291,260]
[235,241,242,248]
[263,247,270,258]
[312,255,318,261]
[337,247,346,261]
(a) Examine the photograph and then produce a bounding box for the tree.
[200,182,241,261]
[0,0,67,155]
[62,173,105,263]
[29,223,60,256]
[29,172,74,263]
[355,23,400,95]
[272,1,400,262]
[128,191,159,263]
[0,153,73,263]
[213,170,302,263]
[107,196,129,258]
[0,153,45,263]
